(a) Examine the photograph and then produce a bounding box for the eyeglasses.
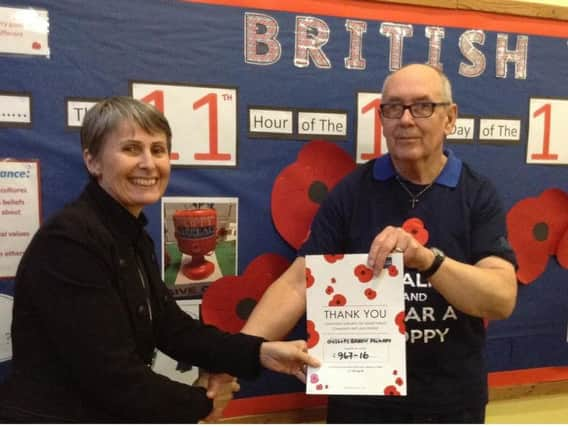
[379,102,450,119]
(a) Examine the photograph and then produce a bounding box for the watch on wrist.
[419,247,445,280]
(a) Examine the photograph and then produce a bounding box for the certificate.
[305,253,406,396]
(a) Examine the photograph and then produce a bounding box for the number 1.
[193,93,231,161]
[360,98,382,160]
[531,103,558,161]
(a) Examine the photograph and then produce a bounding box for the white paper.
[306,253,406,395]
[0,6,50,57]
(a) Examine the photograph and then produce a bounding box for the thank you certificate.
[305,253,406,396]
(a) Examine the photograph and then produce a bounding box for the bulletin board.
[1,0,568,417]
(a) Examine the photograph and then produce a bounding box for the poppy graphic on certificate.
[305,253,406,396]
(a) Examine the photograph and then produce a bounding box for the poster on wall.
[0,6,50,57]
[0,159,41,279]
[131,82,238,167]
[161,196,238,300]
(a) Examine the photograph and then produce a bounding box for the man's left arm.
[425,252,517,320]
[367,226,517,321]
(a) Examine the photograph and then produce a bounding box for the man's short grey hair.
[381,63,453,103]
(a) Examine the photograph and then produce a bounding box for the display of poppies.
[271,140,355,249]
[201,253,291,333]
[506,188,568,284]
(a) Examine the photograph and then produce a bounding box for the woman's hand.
[195,372,239,423]
[260,340,320,383]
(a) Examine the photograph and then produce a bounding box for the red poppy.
[354,264,373,283]
[201,253,290,333]
[271,140,356,249]
[388,265,399,277]
[325,285,334,295]
[364,288,377,300]
[395,311,406,334]
[506,188,568,284]
[558,228,568,268]
[306,320,320,349]
[324,254,344,263]
[329,294,347,306]
[305,267,315,288]
[384,385,400,396]
[395,377,404,386]
[402,217,429,246]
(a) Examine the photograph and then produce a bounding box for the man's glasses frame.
[379,102,451,119]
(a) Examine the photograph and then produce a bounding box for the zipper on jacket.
[135,255,153,322]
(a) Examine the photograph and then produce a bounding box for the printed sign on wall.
[0,160,41,278]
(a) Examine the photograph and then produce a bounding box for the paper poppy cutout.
[506,188,568,284]
[201,253,290,333]
[402,217,429,246]
[271,140,356,249]
[558,227,568,269]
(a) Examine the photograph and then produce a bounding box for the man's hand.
[195,372,239,423]
[367,225,432,275]
[260,340,320,383]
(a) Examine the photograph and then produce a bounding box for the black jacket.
[0,181,263,422]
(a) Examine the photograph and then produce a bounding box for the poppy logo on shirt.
[402,217,429,246]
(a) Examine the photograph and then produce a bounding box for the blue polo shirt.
[299,149,516,412]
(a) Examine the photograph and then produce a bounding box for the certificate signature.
[305,253,406,396]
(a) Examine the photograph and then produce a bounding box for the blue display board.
[1,0,568,402]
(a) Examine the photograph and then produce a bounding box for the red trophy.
[173,208,217,280]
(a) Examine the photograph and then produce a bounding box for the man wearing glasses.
[237,63,518,423]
